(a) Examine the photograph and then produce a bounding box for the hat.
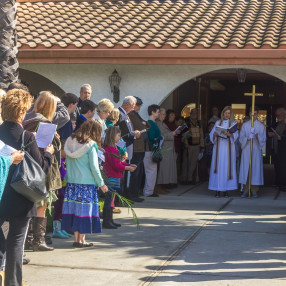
[134,96,143,105]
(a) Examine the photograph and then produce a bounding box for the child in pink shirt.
[103,126,136,229]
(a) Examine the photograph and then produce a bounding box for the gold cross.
[244,85,263,198]
[244,85,263,104]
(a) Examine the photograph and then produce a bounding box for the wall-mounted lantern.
[109,69,121,103]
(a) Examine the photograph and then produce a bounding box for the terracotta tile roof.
[17,0,286,50]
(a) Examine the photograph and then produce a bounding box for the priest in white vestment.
[239,108,266,198]
[208,106,238,197]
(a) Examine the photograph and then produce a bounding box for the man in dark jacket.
[116,96,141,198]
[128,97,150,202]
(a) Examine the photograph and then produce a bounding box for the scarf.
[0,156,11,201]
[164,120,176,131]
[213,120,233,180]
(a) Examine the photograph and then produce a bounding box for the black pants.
[0,217,30,286]
[128,152,145,198]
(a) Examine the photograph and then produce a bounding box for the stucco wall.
[19,64,286,117]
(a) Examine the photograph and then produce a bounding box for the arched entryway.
[18,68,65,98]
[160,68,286,185]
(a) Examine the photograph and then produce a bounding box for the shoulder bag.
[151,138,163,163]
[10,131,48,203]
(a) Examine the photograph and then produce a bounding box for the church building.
[17,0,286,167]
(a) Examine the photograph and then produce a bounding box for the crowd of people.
[0,82,285,286]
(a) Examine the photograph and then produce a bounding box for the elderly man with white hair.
[116,96,141,199]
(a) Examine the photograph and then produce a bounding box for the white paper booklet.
[98,149,105,165]
[35,122,57,148]
[116,140,126,148]
[0,140,17,156]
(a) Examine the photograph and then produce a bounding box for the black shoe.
[130,197,144,202]
[111,220,121,227]
[72,242,83,248]
[23,257,30,265]
[102,222,118,229]
[180,181,189,185]
[147,193,159,197]
[224,191,229,198]
[215,191,220,198]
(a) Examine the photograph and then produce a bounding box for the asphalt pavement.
[23,182,286,286]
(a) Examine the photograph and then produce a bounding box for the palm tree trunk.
[0,0,18,89]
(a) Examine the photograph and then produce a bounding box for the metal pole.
[248,86,255,198]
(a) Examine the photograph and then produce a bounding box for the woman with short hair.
[94,98,114,141]
[0,89,54,286]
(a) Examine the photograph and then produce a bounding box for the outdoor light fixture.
[237,69,247,83]
[109,69,121,103]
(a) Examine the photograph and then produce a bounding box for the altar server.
[208,106,239,197]
[239,107,266,198]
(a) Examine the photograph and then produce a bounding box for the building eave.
[18,49,286,65]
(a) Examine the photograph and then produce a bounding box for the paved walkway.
[23,183,286,286]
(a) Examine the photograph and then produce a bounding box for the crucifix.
[244,85,263,198]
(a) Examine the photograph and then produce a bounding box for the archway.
[160,68,286,185]
[18,68,65,98]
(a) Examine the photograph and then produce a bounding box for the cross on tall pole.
[244,85,263,198]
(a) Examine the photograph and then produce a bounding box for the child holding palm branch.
[103,126,137,229]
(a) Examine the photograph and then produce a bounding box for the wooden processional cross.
[244,85,263,198]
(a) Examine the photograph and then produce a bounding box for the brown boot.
[32,217,54,251]
[24,219,33,250]
[154,185,169,194]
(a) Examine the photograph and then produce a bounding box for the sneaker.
[82,242,93,247]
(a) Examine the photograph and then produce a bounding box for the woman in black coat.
[0,89,54,286]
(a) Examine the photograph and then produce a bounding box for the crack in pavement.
[139,198,234,286]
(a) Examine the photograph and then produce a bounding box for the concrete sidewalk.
[23,183,286,286]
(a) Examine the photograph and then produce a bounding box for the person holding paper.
[102,126,136,228]
[23,91,61,252]
[116,96,141,199]
[208,106,238,198]
[62,119,108,247]
[239,107,266,198]
[128,97,150,202]
[143,105,162,197]
[0,89,53,286]
[156,109,180,192]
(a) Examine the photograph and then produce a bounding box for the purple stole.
[213,120,233,180]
